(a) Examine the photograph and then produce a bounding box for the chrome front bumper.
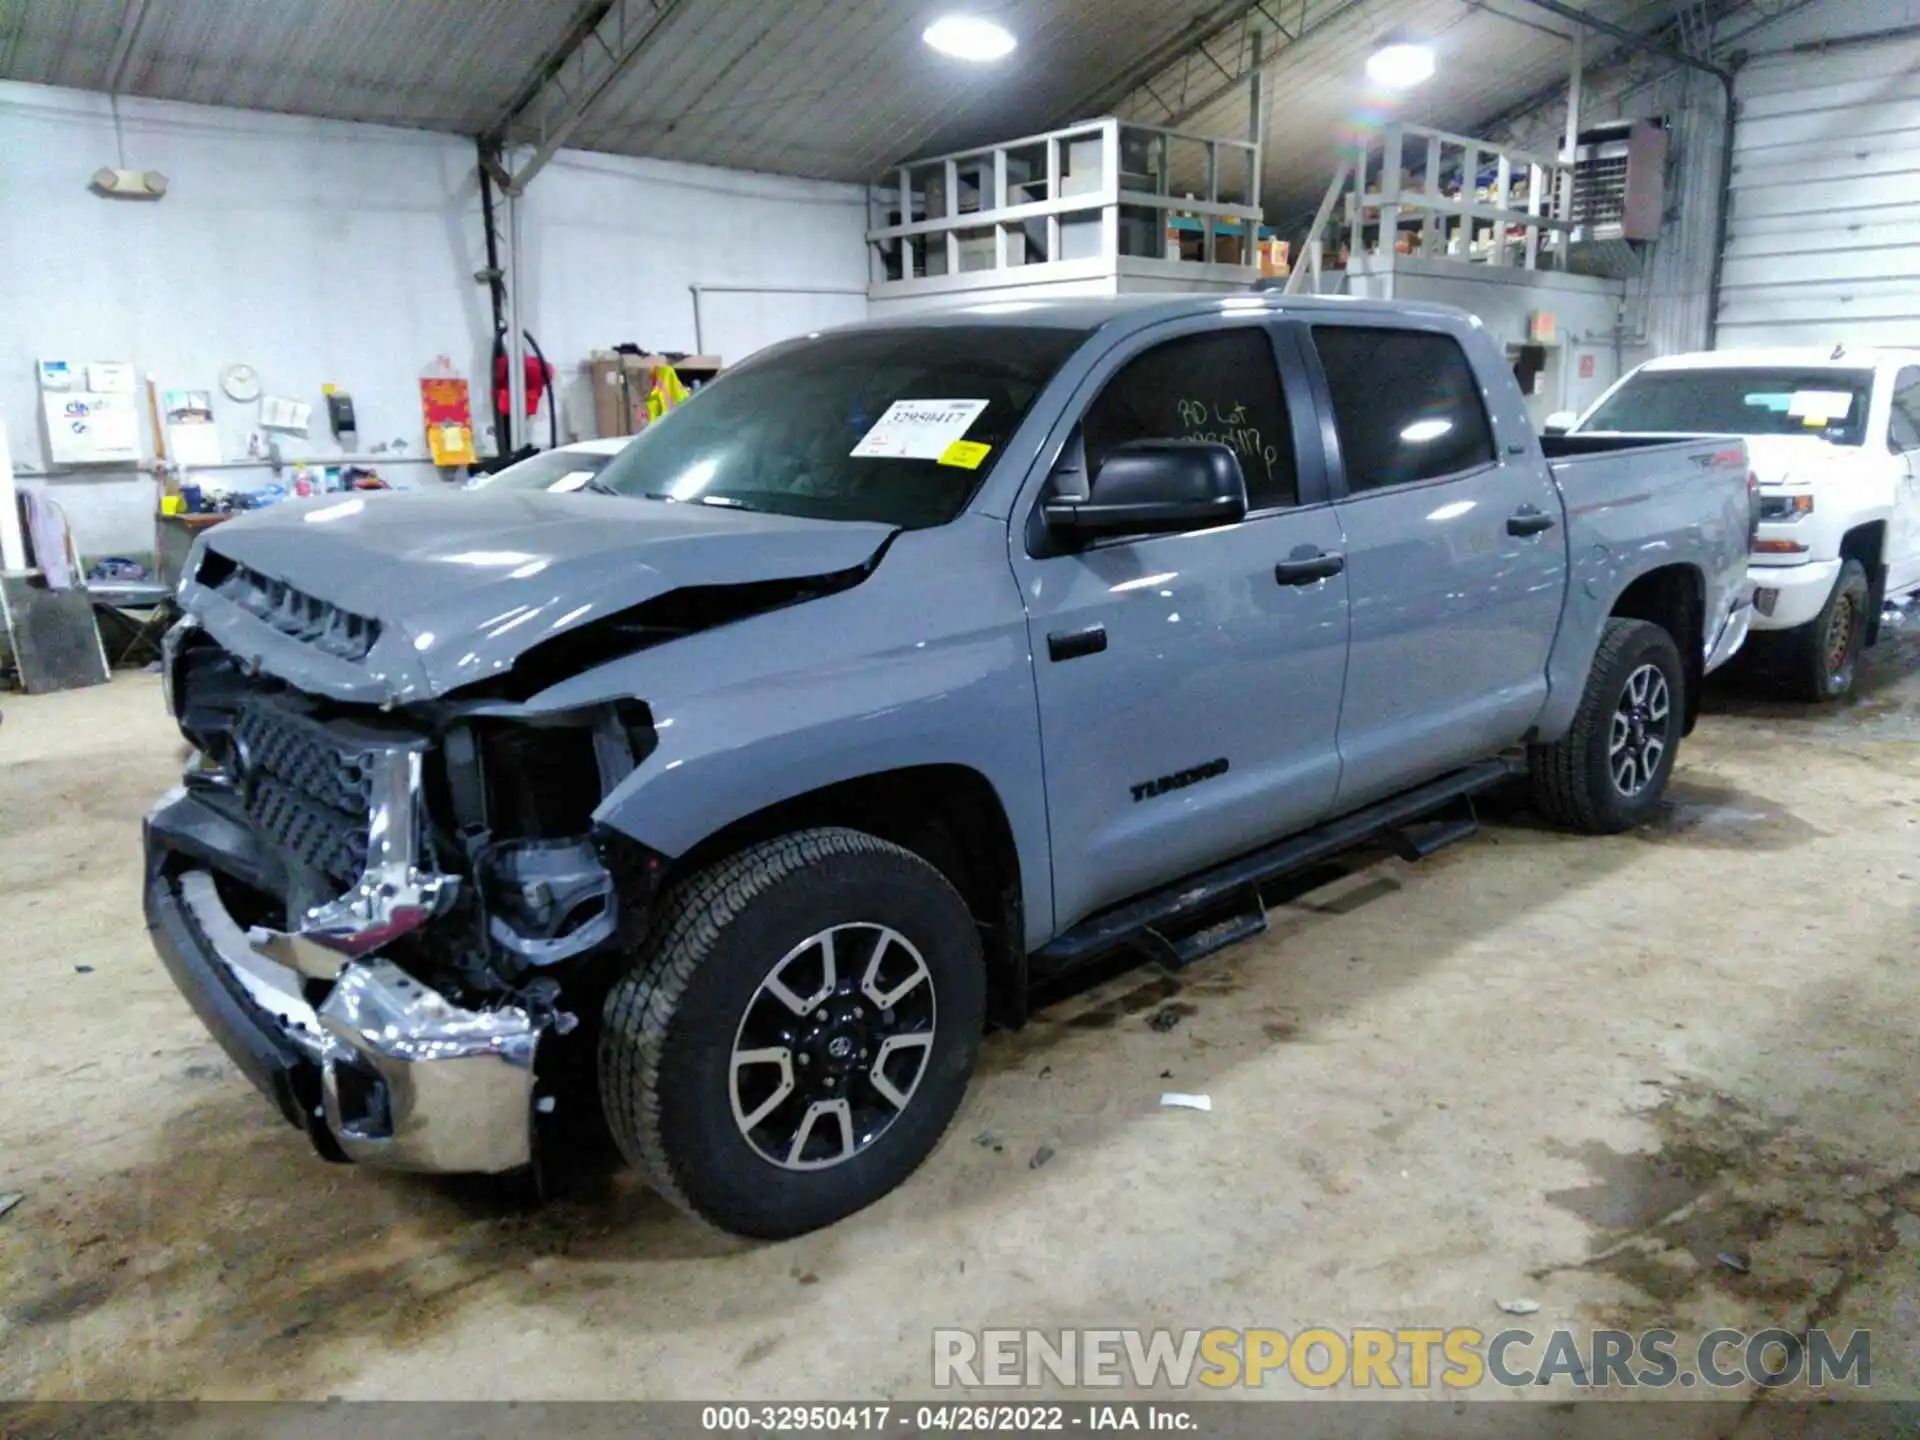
[147,795,541,1175]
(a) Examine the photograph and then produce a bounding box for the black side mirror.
[1044,440,1249,539]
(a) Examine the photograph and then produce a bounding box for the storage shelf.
[1164,217,1275,237]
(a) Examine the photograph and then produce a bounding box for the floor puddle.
[1638,780,1819,850]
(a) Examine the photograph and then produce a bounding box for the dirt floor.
[3,632,1919,1431]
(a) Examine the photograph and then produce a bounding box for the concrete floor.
[3,640,1919,1426]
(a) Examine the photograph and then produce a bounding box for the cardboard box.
[606,354,725,434]
[590,353,625,438]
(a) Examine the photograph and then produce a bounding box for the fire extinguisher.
[490,329,558,460]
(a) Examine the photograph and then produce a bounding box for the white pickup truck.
[1553,348,1920,700]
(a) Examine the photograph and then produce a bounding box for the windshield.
[590,324,1088,529]
[466,446,626,492]
[1582,367,1874,446]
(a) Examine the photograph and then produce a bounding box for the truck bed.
[1535,428,1754,710]
[1540,430,1745,461]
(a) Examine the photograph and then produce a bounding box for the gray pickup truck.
[146,295,1753,1238]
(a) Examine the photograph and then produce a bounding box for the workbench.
[155,511,230,591]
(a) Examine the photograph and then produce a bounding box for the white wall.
[0,83,482,559]
[519,148,867,444]
[0,81,869,560]
[1714,0,1920,348]
[1744,0,1920,48]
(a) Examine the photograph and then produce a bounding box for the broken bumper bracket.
[145,790,541,1175]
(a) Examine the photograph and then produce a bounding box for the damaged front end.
[145,616,661,1175]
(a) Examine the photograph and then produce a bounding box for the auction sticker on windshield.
[939,440,992,469]
[1788,390,1855,423]
[851,399,988,459]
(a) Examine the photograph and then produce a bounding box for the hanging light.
[1366,40,1436,89]
[923,15,1018,62]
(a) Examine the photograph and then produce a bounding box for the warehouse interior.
[4,0,1920,1426]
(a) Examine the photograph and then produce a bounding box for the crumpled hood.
[1743,434,1866,487]
[186,490,895,703]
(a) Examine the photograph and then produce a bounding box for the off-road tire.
[600,827,984,1239]
[1761,557,1869,702]
[1528,618,1684,834]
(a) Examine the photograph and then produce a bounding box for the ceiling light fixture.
[1366,40,1435,89]
[923,14,1017,62]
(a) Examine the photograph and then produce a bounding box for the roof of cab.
[849,291,1485,335]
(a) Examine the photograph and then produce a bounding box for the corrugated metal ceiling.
[0,0,569,133]
[2,0,1704,211]
[545,0,1242,183]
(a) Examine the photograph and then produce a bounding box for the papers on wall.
[162,389,213,424]
[40,391,140,464]
[260,395,312,433]
[161,390,220,467]
[850,399,989,459]
[87,362,136,394]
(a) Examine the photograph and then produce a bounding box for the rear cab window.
[1310,327,1497,493]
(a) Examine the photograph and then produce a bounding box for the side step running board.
[1131,884,1272,971]
[1035,760,1512,975]
[1387,799,1480,862]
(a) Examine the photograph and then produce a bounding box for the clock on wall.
[220,363,261,403]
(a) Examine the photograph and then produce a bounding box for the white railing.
[1288,123,1579,294]
[867,117,1267,294]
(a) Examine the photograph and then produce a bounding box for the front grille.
[246,776,369,888]
[210,560,381,661]
[233,694,377,887]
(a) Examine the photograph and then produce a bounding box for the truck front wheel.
[1764,558,1869,702]
[1528,618,1685,834]
[600,827,985,1239]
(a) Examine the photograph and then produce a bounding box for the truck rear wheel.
[1765,558,1868,702]
[1528,618,1684,834]
[600,827,984,1239]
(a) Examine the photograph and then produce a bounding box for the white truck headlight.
[1758,493,1813,522]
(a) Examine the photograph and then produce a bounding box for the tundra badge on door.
[1130,757,1230,803]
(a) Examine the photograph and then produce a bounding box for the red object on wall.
[1579,354,1597,380]
[493,352,553,418]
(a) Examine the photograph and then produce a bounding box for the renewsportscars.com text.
[932,1327,1873,1391]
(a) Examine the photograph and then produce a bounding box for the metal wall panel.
[1716,34,1920,348]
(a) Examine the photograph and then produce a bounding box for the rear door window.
[1311,327,1497,493]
